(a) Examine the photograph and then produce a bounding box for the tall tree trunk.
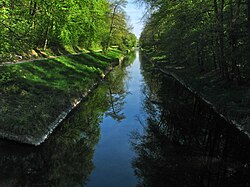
[214,0,223,74]
[196,42,204,71]
[29,0,37,16]
[32,1,37,16]
[109,5,117,36]
[107,4,118,50]
[44,25,50,50]
[214,0,229,79]
[219,0,229,80]
[43,30,48,50]
[229,0,242,83]
[247,0,250,62]
[229,0,236,74]
[43,19,54,50]
[211,35,217,69]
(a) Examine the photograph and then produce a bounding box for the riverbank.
[0,48,103,66]
[141,50,250,137]
[0,49,125,145]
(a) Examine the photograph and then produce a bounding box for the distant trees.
[0,0,136,61]
[139,0,250,82]
[101,0,137,52]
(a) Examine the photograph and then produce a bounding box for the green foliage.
[100,0,137,52]
[139,0,250,82]
[0,52,139,186]
[0,0,136,60]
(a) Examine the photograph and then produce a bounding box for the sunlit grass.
[0,49,124,140]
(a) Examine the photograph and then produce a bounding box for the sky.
[124,0,145,39]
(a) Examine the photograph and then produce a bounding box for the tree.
[0,0,135,63]
[101,0,132,52]
[138,0,249,83]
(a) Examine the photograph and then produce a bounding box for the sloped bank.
[0,49,125,145]
[141,52,250,138]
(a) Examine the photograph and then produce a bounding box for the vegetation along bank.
[0,0,137,145]
[138,0,250,136]
[0,49,128,145]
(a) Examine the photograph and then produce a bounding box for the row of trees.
[0,0,137,59]
[138,0,250,82]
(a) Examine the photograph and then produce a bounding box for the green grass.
[0,49,124,142]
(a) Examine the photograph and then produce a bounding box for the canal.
[0,50,250,187]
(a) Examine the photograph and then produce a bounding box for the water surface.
[0,51,250,187]
[86,51,145,187]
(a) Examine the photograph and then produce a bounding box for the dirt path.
[0,49,103,67]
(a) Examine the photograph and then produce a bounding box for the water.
[132,54,250,187]
[0,51,250,187]
[86,51,145,187]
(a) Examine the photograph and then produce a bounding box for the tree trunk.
[196,42,204,71]
[214,0,222,74]
[229,0,236,74]
[32,1,37,16]
[247,0,250,61]
[108,4,118,49]
[230,0,242,83]
[44,26,49,50]
[219,0,229,80]
[212,51,217,70]
[29,1,37,16]
[211,35,217,69]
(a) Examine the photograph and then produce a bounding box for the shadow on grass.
[0,50,123,141]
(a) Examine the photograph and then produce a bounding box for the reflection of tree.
[0,51,137,186]
[41,88,108,186]
[105,51,136,122]
[0,85,107,186]
[107,86,126,122]
[131,60,250,187]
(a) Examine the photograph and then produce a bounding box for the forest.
[0,0,138,144]
[137,0,250,139]
[1,0,250,185]
[139,0,250,83]
[0,0,137,63]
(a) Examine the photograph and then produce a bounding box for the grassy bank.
[0,49,124,145]
[141,49,250,136]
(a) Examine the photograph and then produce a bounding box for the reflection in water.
[105,58,132,122]
[131,54,250,187]
[86,51,140,187]
[0,97,101,186]
[105,52,136,122]
[2,51,249,187]
[0,52,136,187]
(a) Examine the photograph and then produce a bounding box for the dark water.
[131,54,250,187]
[0,51,250,187]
